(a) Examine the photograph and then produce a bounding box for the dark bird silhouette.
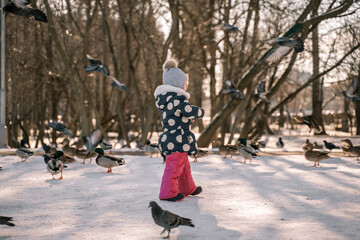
[323,140,339,152]
[343,77,360,102]
[293,115,322,133]
[149,201,194,239]
[213,23,240,33]
[254,81,270,103]
[276,137,284,148]
[0,216,15,226]
[84,55,110,76]
[108,76,130,94]
[265,37,304,62]
[219,80,244,100]
[47,121,73,138]
[2,0,48,23]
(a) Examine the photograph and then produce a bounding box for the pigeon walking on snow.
[47,121,73,138]
[254,81,270,103]
[0,216,15,226]
[84,55,110,76]
[276,137,284,148]
[149,201,194,239]
[265,37,304,62]
[2,0,48,23]
[323,140,339,152]
[219,80,244,100]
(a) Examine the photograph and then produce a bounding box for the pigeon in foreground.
[219,80,244,100]
[108,76,130,94]
[2,0,48,23]
[265,37,304,62]
[149,201,194,239]
[82,129,103,153]
[213,23,240,33]
[0,216,15,227]
[323,140,339,152]
[254,81,270,103]
[342,77,360,102]
[47,121,73,138]
[84,55,110,76]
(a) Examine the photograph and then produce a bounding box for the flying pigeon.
[0,216,15,227]
[323,140,339,152]
[47,121,74,138]
[276,137,284,148]
[254,81,270,103]
[219,80,245,100]
[213,23,240,33]
[265,37,304,62]
[108,76,130,94]
[84,55,110,76]
[293,115,322,133]
[82,129,103,153]
[2,0,48,23]
[343,77,360,102]
[149,201,194,239]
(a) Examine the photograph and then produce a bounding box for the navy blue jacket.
[154,85,205,156]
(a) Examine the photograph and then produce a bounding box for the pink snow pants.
[159,152,197,199]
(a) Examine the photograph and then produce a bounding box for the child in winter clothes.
[154,59,205,202]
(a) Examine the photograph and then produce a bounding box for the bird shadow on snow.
[222,157,261,167]
[176,198,242,240]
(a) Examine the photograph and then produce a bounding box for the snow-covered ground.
[1,142,360,239]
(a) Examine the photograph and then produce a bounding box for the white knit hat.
[162,59,188,89]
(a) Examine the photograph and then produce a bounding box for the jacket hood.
[154,85,190,99]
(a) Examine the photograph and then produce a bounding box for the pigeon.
[149,201,194,239]
[276,137,284,148]
[293,115,322,133]
[43,151,64,180]
[108,76,130,94]
[47,121,74,138]
[0,216,15,227]
[95,148,125,173]
[219,80,245,100]
[323,140,339,152]
[100,139,112,150]
[145,140,160,158]
[15,139,33,162]
[84,55,110,76]
[213,23,240,33]
[82,129,103,153]
[265,37,304,62]
[254,81,270,103]
[342,77,360,102]
[2,0,48,23]
[303,144,331,167]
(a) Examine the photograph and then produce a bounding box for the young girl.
[154,59,205,202]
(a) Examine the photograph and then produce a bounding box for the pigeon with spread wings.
[108,76,130,94]
[84,55,110,76]
[343,77,360,102]
[254,81,270,103]
[2,0,48,23]
[265,37,304,62]
[220,80,244,100]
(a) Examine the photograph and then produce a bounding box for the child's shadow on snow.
[176,198,242,239]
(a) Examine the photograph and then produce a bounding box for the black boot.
[191,186,202,196]
[161,193,185,202]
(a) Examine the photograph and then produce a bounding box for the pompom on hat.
[162,59,188,90]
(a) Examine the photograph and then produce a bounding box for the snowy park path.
[1,151,360,239]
